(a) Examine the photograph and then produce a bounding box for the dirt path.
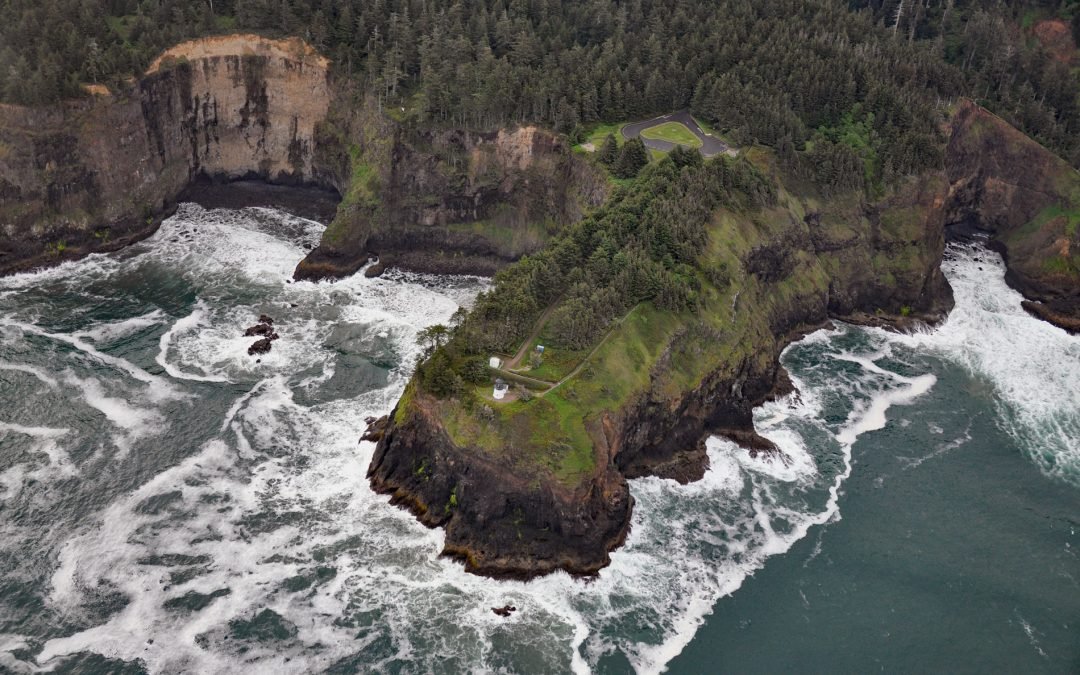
[621,110,733,158]
[493,305,640,399]
[543,305,639,396]
[505,303,559,370]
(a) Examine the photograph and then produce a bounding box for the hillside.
[1,18,1079,581]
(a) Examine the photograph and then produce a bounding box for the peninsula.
[2,2,1079,580]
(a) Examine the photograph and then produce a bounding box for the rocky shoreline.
[367,163,956,579]
[1,35,1077,582]
[366,296,954,580]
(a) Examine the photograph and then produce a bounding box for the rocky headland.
[2,35,1078,581]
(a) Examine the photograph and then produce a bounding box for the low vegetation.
[641,122,703,149]
[408,149,781,484]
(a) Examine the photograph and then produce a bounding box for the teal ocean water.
[0,206,1076,673]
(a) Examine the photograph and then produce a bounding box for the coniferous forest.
[2,0,1080,175]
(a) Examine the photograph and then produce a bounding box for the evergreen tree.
[597,133,618,165]
[613,138,649,178]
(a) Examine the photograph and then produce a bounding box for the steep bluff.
[368,168,953,579]
[294,119,608,280]
[0,35,333,275]
[945,99,1080,332]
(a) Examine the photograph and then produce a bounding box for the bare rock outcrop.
[945,99,1080,330]
[0,34,333,275]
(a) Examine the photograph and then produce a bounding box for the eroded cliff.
[294,117,608,280]
[946,99,1080,331]
[368,164,953,579]
[0,34,333,275]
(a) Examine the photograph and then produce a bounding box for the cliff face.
[368,399,633,578]
[945,99,1080,331]
[368,170,953,579]
[294,119,608,280]
[0,35,332,275]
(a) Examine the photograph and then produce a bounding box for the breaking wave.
[0,207,1073,673]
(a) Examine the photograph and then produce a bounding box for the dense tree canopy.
[3,0,1080,173]
[413,153,776,397]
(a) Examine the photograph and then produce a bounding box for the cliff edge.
[293,117,608,281]
[946,99,1080,332]
[368,159,953,579]
[0,34,333,275]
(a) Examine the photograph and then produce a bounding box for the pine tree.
[613,137,649,178]
[597,133,618,165]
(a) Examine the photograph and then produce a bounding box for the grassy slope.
[411,146,941,490]
[434,169,825,487]
[640,121,703,148]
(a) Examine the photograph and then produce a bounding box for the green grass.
[576,122,626,153]
[514,345,584,383]
[445,217,551,256]
[640,122,703,149]
[1034,203,1080,238]
[322,145,380,246]
[692,115,719,137]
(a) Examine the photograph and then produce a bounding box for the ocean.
[0,205,1076,673]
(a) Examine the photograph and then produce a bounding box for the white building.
[493,378,509,400]
[489,356,503,369]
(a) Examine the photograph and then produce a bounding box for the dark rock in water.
[244,323,275,337]
[246,315,280,354]
[360,415,389,443]
[492,605,517,617]
[364,260,386,278]
[248,337,275,355]
[1022,299,1080,334]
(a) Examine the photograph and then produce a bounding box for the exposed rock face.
[294,121,608,280]
[0,35,332,275]
[945,99,1080,330]
[369,172,955,579]
[368,401,633,579]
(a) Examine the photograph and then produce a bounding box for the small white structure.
[535,345,545,354]
[493,378,509,400]
[489,356,503,369]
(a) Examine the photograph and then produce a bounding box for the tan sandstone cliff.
[0,34,332,274]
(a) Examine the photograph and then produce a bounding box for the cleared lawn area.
[641,121,703,148]
[515,345,586,383]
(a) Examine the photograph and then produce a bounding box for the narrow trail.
[543,305,639,396]
[493,305,641,399]
[504,303,558,369]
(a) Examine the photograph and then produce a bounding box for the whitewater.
[0,206,1076,673]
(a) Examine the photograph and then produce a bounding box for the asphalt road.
[621,110,732,158]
